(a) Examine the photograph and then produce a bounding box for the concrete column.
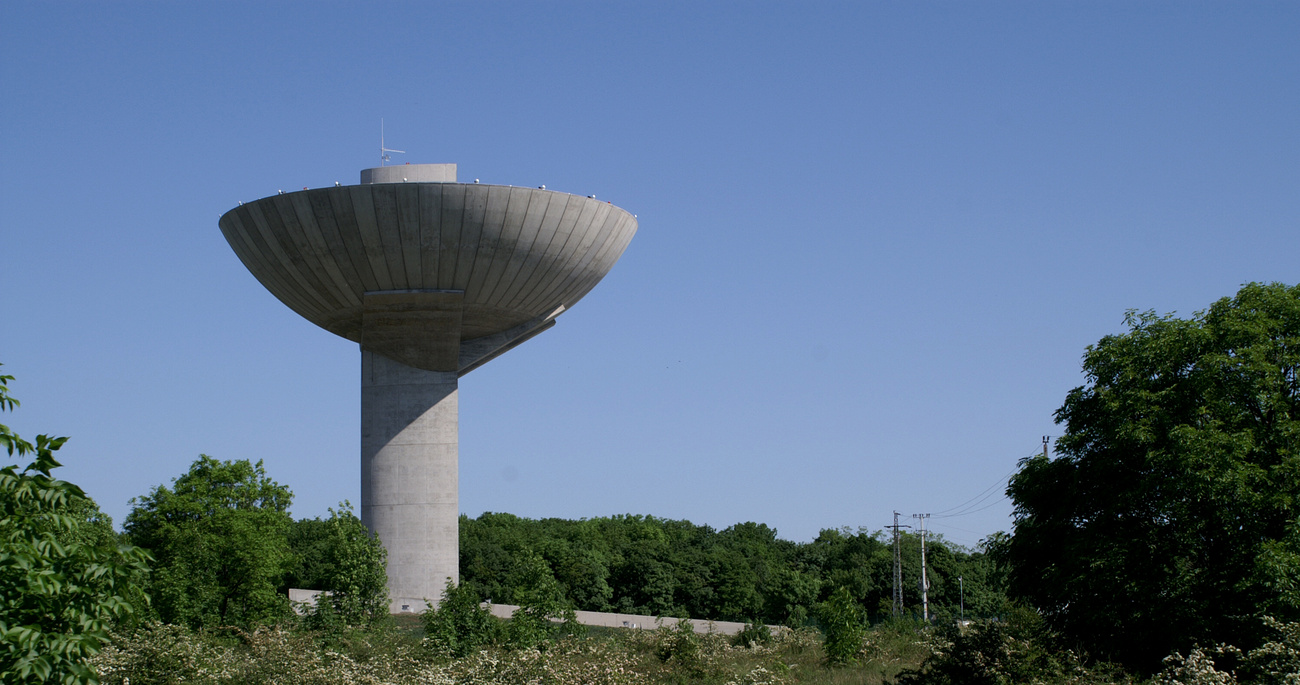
[361,350,459,614]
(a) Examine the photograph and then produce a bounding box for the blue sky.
[2,2,1297,547]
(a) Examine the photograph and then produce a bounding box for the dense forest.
[456,512,1005,625]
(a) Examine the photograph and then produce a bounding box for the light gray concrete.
[361,164,457,184]
[288,588,329,615]
[362,290,465,372]
[220,166,636,616]
[219,183,636,365]
[362,350,459,614]
[482,603,767,636]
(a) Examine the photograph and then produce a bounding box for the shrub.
[896,605,1134,685]
[422,580,500,657]
[505,553,578,650]
[733,621,772,649]
[294,503,388,630]
[817,586,866,665]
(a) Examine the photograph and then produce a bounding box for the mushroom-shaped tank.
[218,164,637,373]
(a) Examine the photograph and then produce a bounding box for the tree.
[0,366,151,684]
[818,585,866,665]
[1006,282,1300,672]
[422,579,500,657]
[285,502,388,627]
[125,456,294,629]
[505,552,577,649]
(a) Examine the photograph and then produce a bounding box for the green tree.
[125,456,294,629]
[0,366,151,684]
[505,552,577,649]
[422,579,500,657]
[1007,282,1300,672]
[819,586,866,665]
[286,502,388,627]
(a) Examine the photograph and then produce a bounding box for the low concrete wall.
[290,587,762,636]
[484,603,758,636]
[289,588,329,615]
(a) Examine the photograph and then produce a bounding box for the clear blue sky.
[2,3,1297,548]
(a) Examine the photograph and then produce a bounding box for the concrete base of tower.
[360,350,459,614]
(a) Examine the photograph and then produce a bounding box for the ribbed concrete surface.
[218,184,637,345]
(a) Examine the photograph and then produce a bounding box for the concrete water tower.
[219,163,636,612]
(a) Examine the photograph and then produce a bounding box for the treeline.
[458,512,1007,625]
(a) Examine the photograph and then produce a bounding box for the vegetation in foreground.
[84,611,1300,685]
[88,616,933,685]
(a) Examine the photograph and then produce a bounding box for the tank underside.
[219,182,636,372]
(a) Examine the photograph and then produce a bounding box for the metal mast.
[888,511,910,618]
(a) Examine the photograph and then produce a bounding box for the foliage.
[126,455,295,629]
[1239,616,1300,684]
[94,622,453,685]
[734,620,773,649]
[896,605,1134,685]
[817,586,866,665]
[92,615,859,685]
[653,619,703,673]
[422,579,501,658]
[289,502,389,629]
[1006,282,1300,672]
[505,552,579,649]
[1156,616,1300,685]
[0,366,152,684]
[1154,646,1242,685]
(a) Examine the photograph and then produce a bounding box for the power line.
[934,495,1010,519]
[929,520,1002,539]
[930,440,1049,519]
[930,467,1017,517]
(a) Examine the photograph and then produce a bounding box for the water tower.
[218,163,636,612]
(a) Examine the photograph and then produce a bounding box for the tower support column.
[361,350,459,613]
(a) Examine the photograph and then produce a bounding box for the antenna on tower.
[380,118,405,166]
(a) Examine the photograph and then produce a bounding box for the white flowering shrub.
[1155,647,1240,685]
[1242,617,1300,685]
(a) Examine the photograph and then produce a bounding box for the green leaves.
[422,579,500,657]
[818,586,866,665]
[0,367,151,685]
[125,456,294,629]
[506,553,578,649]
[292,502,389,629]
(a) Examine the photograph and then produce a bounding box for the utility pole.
[913,513,931,622]
[959,575,964,621]
[1043,435,1050,458]
[886,512,910,618]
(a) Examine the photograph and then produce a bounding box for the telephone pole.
[913,513,931,622]
[886,512,910,618]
